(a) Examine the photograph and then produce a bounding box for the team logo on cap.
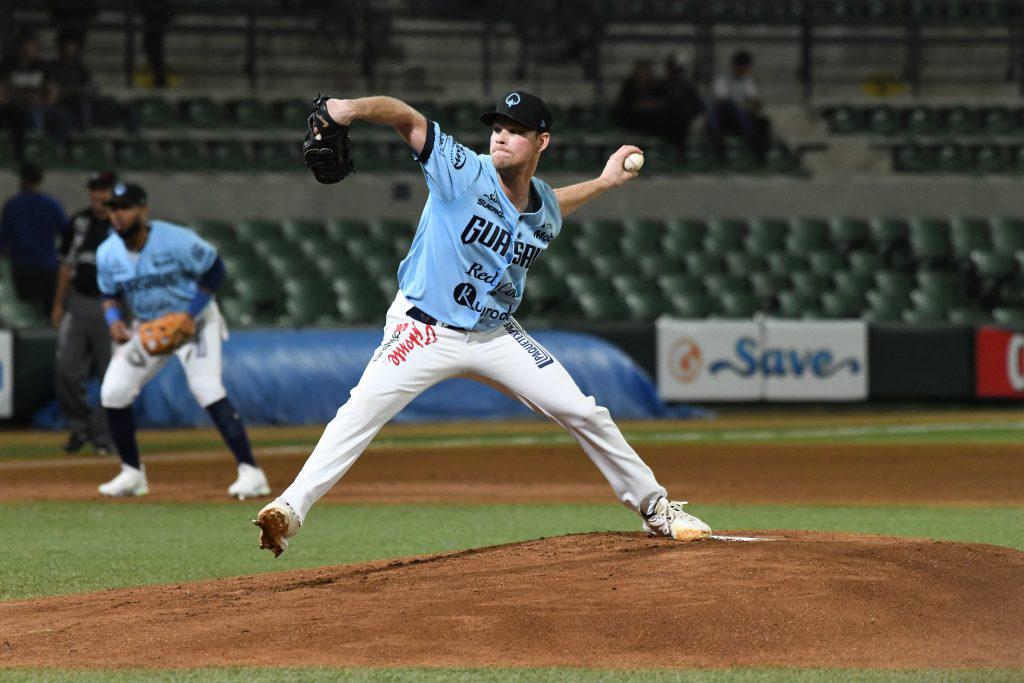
[114,183,127,195]
[505,92,521,107]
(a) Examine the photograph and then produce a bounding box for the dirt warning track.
[1,531,1022,669]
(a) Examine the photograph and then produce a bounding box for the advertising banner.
[976,326,1024,398]
[656,319,761,400]
[656,318,867,401]
[0,331,11,418]
[763,319,867,400]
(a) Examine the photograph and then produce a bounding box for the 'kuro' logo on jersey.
[461,215,540,268]
[454,282,511,321]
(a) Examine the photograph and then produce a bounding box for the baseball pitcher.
[95,182,270,499]
[255,91,710,555]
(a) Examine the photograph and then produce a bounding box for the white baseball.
[624,152,644,173]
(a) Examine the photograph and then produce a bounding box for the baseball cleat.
[642,497,711,541]
[98,464,149,497]
[253,500,301,557]
[228,463,271,500]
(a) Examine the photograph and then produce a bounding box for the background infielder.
[95,182,270,499]
[255,90,711,555]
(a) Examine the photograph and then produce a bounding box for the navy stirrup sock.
[105,407,140,469]
[206,397,256,466]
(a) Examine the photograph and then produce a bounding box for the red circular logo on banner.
[669,337,703,384]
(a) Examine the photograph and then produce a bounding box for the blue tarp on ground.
[34,328,699,428]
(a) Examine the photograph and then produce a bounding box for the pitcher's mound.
[2,531,1022,669]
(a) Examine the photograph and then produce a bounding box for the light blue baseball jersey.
[96,220,218,321]
[397,121,562,331]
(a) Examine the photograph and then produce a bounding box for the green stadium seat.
[576,220,623,256]
[993,307,1024,324]
[181,97,225,128]
[218,297,255,327]
[872,270,913,296]
[375,274,399,300]
[20,136,59,167]
[281,219,328,243]
[825,105,864,134]
[162,140,207,170]
[703,273,748,294]
[975,145,1011,175]
[362,252,402,278]
[133,96,178,128]
[722,138,759,173]
[369,219,411,243]
[578,292,629,321]
[267,254,311,279]
[317,253,368,280]
[621,219,664,257]
[949,216,991,258]
[337,289,387,324]
[718,291,758,318]
[523,271,569,316]
[766,252,808,275]
[543,252,593,277]
[664,219,706,251]
[636,254,681,279]
[745,217,788,253]
[624,291,670,320]
[559,142,600,172]
[657,273,704,296]
[791,271,832,297]
[991,217,1024,252]
[704,218,747,253]
[749,272,789,300]
[777,290,820,318]
[566,274,615,298]
[829,217,871,252]
[235,219,284,241]
[683,252,725,277]
[848,250,885,275]
[229,98,274,129]
[115,139,158,169]
[981,106,1016,135]
[67,138,109,168]
[283,296,338,327]
[252,141,297,171]
[208,141,249,170]
[787,218,831,253]
[906,106,939,136]
[724,252,767,276]
[233,277,285,321]
[833,271,873,299]
[820,291,861,318]
[902,295,949,323]
[325,219,371,243]
[970,250,1016,280]
[863,296,904,322]
[274,99,310,129]
[669,291,714,318]
[682,143,717,173]
[894,144,933,173]
[252,236,302,260]
[221,253,265,280]
[867,106,901,135]
[592,254,632,278]
[936,144,971,173]
[908,218,952,264]
[944,105,980,136]
[948,306,990,325]
[446,101,479,132]
[610,273,660,298]
[807,250,845,275]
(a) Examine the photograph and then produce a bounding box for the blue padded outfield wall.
[34,328,695,428]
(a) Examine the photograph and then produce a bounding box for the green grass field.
[2,418,1023,681]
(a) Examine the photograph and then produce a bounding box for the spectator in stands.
[707,50,772,161]
[46,30,92,131]
[661,52,704,151]
[0,163,67,317]
[0,31,61,161]
[612,59,668,139]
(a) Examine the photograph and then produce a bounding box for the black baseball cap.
[104,182,148,208]
[480,90,553,133]
[87,170,118,190]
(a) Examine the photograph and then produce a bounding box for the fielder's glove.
[303,93,355,184]
[138,312,196,355]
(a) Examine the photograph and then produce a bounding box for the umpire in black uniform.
[51,170,117,454]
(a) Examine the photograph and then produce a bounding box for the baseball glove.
[138,312,196,355]
[303,93,355,184]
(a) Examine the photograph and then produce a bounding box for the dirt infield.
[2,442,1022,506]
[2,531,1022,669]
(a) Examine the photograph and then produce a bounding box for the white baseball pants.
[279,292,667,522]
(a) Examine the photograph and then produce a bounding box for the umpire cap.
[480,90,553,133]
[104,182,148,208]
